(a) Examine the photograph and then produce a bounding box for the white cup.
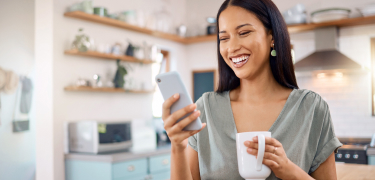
[236,131,272,180]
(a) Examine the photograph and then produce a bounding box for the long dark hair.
[216,0,298,93]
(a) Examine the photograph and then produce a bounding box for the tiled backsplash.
[297,71,375,137]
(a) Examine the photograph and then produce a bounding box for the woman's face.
[219,6,273,80]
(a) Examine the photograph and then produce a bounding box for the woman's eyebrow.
[219,23,253,34]
[236,23,253,30]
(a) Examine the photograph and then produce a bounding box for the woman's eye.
[240,31,250,36]
[219,38,228,41]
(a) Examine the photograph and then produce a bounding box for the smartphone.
[155,71,202,131]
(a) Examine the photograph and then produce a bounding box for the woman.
[162,0,342,179]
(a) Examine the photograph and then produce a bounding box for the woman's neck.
[231,67,288,103]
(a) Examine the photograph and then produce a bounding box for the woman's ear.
[268,30,274,47]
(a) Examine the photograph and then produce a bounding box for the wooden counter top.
[336,163,375,180]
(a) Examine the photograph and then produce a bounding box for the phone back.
[155,71,202,131]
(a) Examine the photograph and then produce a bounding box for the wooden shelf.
[287,15,375,33]
[185,35,216,44]
[64,11,186,44]
[64,86,154,93]
[64,49,156,64]
[64,11,375,44]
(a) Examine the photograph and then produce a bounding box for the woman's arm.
[310,152,337,180]
[162,94,206,180]
[170,141,194,180]
[187,143,201,180]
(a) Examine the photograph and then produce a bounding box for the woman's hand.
[162,93,206,152]
[244,137,312,180]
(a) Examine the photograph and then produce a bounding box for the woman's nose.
[227,38,241,54]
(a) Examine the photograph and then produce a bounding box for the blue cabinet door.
[150,171,170,180]
[148,154,171,174]
[112,158,148,179]
[65,160,112,180]
[113,174,146,180]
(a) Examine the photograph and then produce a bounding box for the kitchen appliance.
[294,26,362,71]
[335,138,370,164]
[66,121,132,154]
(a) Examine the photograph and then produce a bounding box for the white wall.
[48,0,188,179]
[35,0,54,179]
[184,0,375,138]
[0,0,36,180]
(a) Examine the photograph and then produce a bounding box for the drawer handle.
[127,165,135,172]
[162,159,169,165]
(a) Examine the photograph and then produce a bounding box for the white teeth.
[232,55,249,63]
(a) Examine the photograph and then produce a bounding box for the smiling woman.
[161,0,342,180]
[216,0,297,92]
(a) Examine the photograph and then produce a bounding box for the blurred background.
[1,0,375,179]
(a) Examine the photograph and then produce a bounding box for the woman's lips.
[230,55,250,68]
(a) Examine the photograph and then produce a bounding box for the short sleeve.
[309,101,342,173]
[188,94,206,152]
[188,134,198,151]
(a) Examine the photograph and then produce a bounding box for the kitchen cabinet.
[65,146,171,180]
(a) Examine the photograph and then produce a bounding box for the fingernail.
[248,148,252,153]
[244,141,250,146]
[190,104,196,110]
[173,93,179,98]
[253,137,257,140]
[194,110,200,116]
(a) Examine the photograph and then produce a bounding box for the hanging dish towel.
[20,77,33,114]
[0,67,6,91]
[4,70,18,94]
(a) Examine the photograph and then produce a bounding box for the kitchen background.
[1,0,375,179]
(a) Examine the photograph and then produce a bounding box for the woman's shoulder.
[194,91,228,111]
[293,88,329,114]
[195,91,228,104]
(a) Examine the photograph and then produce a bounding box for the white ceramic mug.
[236,131,272,180]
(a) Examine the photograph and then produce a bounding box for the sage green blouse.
[188,89,342,180]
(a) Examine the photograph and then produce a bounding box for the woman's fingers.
[247,150,281,164]
[252,136,282,147]
[170,110,201,132]
[262,159,280,169]
[169,123,206,143]
[245,141,276,153]
[162,93,180,120]
[164,103,197,129]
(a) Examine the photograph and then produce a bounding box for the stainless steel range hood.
[294,26,362,71]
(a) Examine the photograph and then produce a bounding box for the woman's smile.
[230,54,250,68]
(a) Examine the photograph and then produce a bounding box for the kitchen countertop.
[336,163,375,180]
[66,146,375,179]
[65,145,171,163]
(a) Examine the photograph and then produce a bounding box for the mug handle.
[256,134,265,171]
